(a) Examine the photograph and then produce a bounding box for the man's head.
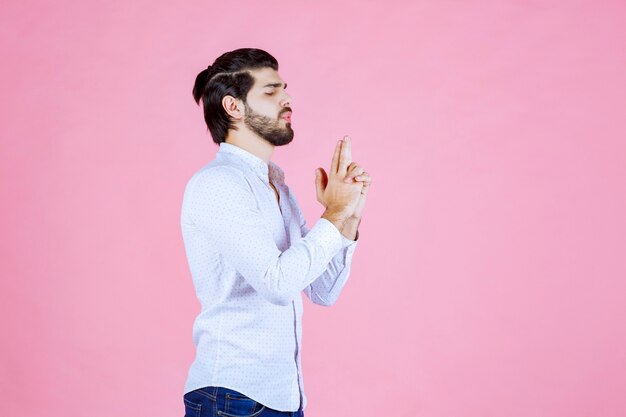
[192,48,293,146]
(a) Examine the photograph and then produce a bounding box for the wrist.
[322,208,351,225]
[340,216,360,241]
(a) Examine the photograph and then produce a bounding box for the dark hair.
[192,48,279,145]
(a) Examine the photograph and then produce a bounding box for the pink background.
[2,1,625,416]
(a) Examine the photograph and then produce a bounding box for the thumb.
[315,168,326,199]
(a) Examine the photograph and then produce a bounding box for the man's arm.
[292,197,359,307]
[185,166,347,306]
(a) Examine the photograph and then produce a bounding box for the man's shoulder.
[181,162,256,221]
[186,161,249,192]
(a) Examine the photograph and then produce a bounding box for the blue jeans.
[183,386,305,417]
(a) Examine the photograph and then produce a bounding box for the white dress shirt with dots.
[180,141,359,412]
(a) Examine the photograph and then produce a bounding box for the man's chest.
[269,180,280,207]
[250,178,291,250]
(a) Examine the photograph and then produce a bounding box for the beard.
[243,101,294,147]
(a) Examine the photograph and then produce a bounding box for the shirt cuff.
[340,229,359,248]
[309,217,345,258]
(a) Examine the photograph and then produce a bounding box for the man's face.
[242,68,293,147]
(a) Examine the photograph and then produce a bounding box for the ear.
[222,95,244,120]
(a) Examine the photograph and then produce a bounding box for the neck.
[225,128,274,165]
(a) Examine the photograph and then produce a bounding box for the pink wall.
[2,1,625,416]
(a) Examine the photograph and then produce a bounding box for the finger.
[338,135,351,175]
[355,173,371,195]
[343,162,357,180]
[315,168,329,202]
[353,172,371,183]
[330,139,342,175]
[315,169,323,200]
[344,166,365,182]
[320,167,328,189]
[346,162,358,172]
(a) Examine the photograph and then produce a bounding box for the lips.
[281,111,292,122]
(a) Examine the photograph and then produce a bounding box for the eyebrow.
[263,82,287,89]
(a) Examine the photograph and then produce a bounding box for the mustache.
[280,108,292,116]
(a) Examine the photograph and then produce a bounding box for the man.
[181,48,371,417]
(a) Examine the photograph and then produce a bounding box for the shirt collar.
[217,142,285,185]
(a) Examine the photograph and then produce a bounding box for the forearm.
[303,213,359,306]
[321,208,360,241]
[304,249,353,306]
[305,222,359,306]
[340,216,360,241]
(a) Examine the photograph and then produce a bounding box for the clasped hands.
[315,136,371,226]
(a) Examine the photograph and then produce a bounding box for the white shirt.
[180,142,359,412]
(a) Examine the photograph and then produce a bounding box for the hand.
[315,136,363,220]
[342,160,371,220]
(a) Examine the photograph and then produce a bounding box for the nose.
[280,92,292,107]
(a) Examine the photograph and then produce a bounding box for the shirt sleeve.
[186,166,346,306]
[289,188,359,307]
